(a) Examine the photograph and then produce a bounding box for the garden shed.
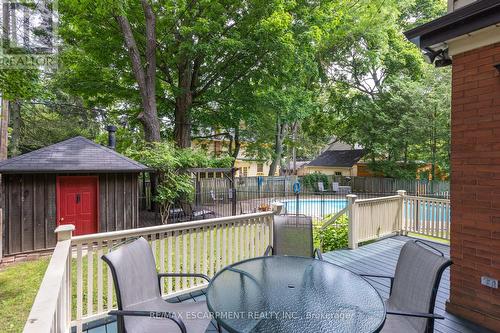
[0,135,151,256]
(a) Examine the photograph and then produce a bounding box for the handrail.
[72,211,274,243]
[23,238,72,333]
[404,195,450,204]
[354,195,401,204]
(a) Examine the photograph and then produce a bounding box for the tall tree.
[115,0,160,142]
[58,0,318,147]
[302,0,451,177]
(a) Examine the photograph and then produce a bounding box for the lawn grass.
[0,258,50,333]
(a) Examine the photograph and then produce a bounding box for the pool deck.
[78,236,492,333]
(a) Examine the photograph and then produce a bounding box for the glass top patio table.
[206,256,386,333]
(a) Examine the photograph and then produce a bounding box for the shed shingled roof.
[0,136,152,173]
[308,149,364,168]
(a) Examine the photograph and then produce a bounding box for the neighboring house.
[302,138,367,176]
[282,160,310,176]
[405,1,500,330]
[303,149,365,176]
[0,135,151,256]
[192,137,278,177]
[234,157,275,177]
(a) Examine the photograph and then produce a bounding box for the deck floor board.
[323,236,492,333]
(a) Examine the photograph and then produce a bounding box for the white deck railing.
[347,194,404,249]
[347,191,450,249]
[23,212,274,333]
[24,225,74,333]
[402,195,451,240]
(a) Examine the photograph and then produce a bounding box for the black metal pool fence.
[139,175,450,224]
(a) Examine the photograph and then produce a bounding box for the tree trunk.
[0,98,9,160]
[174,58,194,148]
[292,122,297,175]
[116,0,161,143]
[268,117,285,176]
[10,100,21,156]
[174,97,192,148]
[231,127,241,167]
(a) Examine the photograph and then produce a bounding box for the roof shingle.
[0,136,151,173]
[308,149,364,168]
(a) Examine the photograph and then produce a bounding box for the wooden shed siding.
[2,172,140,255]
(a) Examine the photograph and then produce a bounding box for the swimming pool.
[281,198,450,223]
[282,199,348,217]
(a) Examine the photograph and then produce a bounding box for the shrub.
[127,142,234,222]
[313,214,348,252]
[302,172,328,191]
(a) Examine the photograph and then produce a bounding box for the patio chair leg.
[217,321,223,333]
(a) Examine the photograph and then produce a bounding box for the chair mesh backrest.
[318,182,325,191]
[273,215,313,257]
[332,182,339,191]
[102,237,160,309]
[389,241,451,332]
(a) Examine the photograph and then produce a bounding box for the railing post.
[397,190,406,235]
[54,224,74,330]
[55,224,75,241]
[347,194,358,249]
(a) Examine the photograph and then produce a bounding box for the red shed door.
[57,176,98,236]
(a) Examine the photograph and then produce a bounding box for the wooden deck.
[78,236,492,333]
[323,236,493,333]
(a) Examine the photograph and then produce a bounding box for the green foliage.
[127,142,233,222]
[302,172,328,191]
[2,0,451,183]
[367,160,424,179]
[11,102,100,154]
[303,0,451,178]
[314,214,349,252]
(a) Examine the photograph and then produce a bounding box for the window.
[335,171,342,176]
[257,163,264,175]
[241,167,248,177]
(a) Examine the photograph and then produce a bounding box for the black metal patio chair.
[264,214,323,260]
[361,240,452,333]
[102,237,219,333]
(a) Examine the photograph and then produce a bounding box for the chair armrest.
[359,274,395,293]
[109,309,187,333]
[313,248,323,260]
[386,310,445,320]
[264,245,273,256]
[158,273,211,283]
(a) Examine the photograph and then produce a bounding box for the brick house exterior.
[447,42,500,330]
[405,1,500,331]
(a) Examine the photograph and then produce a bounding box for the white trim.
[448,24,500,56]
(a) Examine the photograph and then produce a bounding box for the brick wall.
[447,42,500,331]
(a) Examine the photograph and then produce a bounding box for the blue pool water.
[281,199,450,224]
[282,199,347,217]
